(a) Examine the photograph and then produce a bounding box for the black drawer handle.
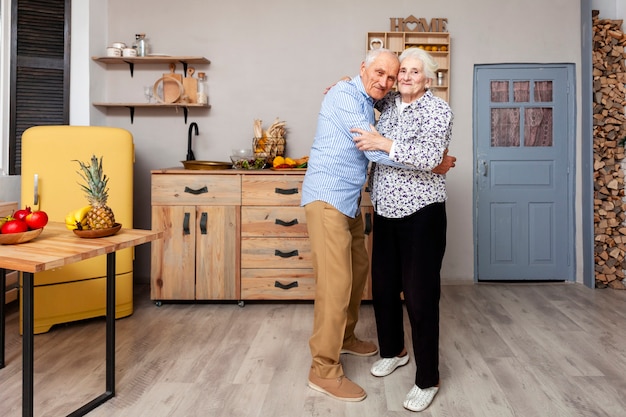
[364,212,372,235]
[183,212,191,235]
[275,187,298,195]
[275,249,299,258]
[184,186,208,195]
[200,212,208,234]
[275,218,298,227]
[274,280,299,290]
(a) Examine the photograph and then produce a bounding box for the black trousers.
[371,202,446,389]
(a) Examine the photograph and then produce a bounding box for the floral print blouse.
[371,89,453,219]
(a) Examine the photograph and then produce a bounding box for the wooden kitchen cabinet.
[240,174,315,300]
[150,169,373,304]
[151,173,240,302]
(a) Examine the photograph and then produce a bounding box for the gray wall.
[65,1,586,284]
[12,2,626,284]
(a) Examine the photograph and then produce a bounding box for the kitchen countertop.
[152,167,307,174]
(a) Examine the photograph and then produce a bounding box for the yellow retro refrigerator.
[20,125,135,334]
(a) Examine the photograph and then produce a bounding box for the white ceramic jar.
[122,48,137,57]
[106,47,122,57]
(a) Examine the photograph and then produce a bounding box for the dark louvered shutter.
[9,0,70,175]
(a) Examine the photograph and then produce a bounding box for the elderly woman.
[352,47,453,412]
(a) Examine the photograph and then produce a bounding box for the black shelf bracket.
[126,106,135,123]
[179,61,189,75]
[123,61,135,77]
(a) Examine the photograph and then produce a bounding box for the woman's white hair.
[399,47,439,81]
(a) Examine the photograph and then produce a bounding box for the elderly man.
[301,48,400,402]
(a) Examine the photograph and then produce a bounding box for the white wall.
[593,0,626,17]
[2,0,589,284]
[88,0,582,284]
[0,0,11,177]
[0,1,19,203]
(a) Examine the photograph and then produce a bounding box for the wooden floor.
[1,282,626,416]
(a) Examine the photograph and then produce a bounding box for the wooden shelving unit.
[367,32,450,102]
[91,56,211,123]
[92,56,210,76]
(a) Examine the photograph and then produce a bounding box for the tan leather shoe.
[340,339,378,356]
[308,368,366,402]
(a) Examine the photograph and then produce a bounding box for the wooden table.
[0,222,162,417]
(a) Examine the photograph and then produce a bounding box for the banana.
[65,206,91,230]
[74,205,91,222]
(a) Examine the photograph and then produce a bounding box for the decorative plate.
[181,161,233,170]
[0,227,43,245]
[73,223,122,238]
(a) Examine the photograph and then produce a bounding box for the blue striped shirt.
[301,76,395,217]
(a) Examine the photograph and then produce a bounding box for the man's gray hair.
[364,48,398,68]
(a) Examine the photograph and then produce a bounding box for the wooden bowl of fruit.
[0,227,44,245]
[0,207,48,244]
[73,223,122,238]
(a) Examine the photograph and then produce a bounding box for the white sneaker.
[403,384,439,412]
[370,355,409,377]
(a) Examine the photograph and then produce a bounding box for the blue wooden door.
[474,64,575,281]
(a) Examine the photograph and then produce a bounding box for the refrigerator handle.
[33,174,39,207]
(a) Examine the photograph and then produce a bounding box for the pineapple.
[74,155,116,230]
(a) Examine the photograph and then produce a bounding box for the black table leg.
[0,268,5,368]
[66,251,116,417]
[106,251,116,393]
[23,272,34,417]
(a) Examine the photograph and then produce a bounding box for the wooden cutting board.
[182,67,198,103]
[163,63,183,103]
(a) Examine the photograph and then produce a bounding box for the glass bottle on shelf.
[134,33,149,57]
[197,72,208,105]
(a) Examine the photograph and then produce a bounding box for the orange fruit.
[272,156,285,168]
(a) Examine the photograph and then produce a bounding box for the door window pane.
[491,81,509,102]
[524,108,553,146]
[491,108,520,147]
[534,81,553,102]
[514,81,530,102]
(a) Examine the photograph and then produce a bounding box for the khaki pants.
[305,201,369,378]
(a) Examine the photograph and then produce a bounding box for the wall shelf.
[92,55,211,123]
[92,56,210,77]
[93,102,211,124]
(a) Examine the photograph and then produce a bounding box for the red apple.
[25,210,48,230]
[1,219,29,234]
[14,206,32,221]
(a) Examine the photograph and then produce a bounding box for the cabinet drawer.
[242,175,303,206]
[241,269,315,299]
[241,237,311,268]
[241,206,308,237]
[152,174,241,205]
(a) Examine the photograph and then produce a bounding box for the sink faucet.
[187,122,198,161]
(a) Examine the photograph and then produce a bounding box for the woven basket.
[253,137,285,163]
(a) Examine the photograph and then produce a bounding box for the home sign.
[389,15,448,33]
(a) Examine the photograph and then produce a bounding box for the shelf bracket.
[183,107,188,124]
[126,106,135,123]
[179,61,188,75]
[122,60,136,77]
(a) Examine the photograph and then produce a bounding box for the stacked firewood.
[592,12,626,289]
